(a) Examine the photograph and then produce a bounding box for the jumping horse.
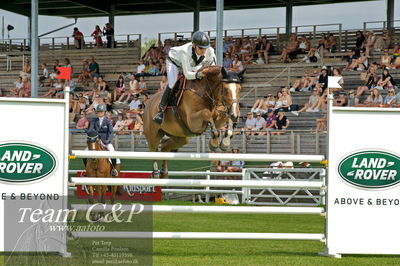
[85,131,118,220]
[143,65,244,178]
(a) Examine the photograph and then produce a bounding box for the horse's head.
[86,130,100,150]
[221,67,244,122]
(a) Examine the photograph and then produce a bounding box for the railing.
[69,129,327,155]
[363,20,400,31]
[0,33,141,52]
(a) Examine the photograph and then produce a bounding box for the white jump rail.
[70,150,325,163]
[71,231,325,241]
[71,204,324,215]
[68,170,243,177]
[70,177,324,189]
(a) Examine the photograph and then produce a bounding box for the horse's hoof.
[160,168,168,179]
[152,170,160,179]
[209,141,219,152]
[220,137,231,151]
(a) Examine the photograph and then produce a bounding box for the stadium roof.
[2,0,376,18]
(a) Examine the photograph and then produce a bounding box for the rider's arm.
[181,56,198,80]
[88,118,95,132]
[106,119,114,143]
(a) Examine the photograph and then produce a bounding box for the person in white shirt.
[244,112,256,136]
[39,63,49,87]
[129,94,141,111]
[136,59,146,74]
[153,31,216,124]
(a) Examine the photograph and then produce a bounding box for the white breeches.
[167,60,179,88]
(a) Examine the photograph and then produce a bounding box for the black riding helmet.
[192,31,210,49]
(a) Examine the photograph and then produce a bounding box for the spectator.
[91,25,103,47]
[136,59,146,76]
[76,112,89,129]
[113,114,125,134]
[317,33,329,54]
[72,27,84,49]
[243,112,256,136]
[143,45,158,61]
[159,58,166,75]
[384,89,396,106]
[39,63,49,87]
[106,112,115,126]
[355,31,365,55]
[256,36,276,64]
[380,49,392,68]
[364,31,376,57]
[20,60,31,80]
[89,56,100,78]
[163,39,172,57]
[20,78,31,98]
[118,76,135,103]
[138,76,147,94]
[10,77,23,96]
[133,113,144,135]
[55,79,66,99]
[240,37,253,61]
[159,75,168,92]
[216,153,231,172]
[49,59,60,86]
[146,59,160,76]
[349,49,368,71]
[64,58,73,80]
[264,109,277,131]
[272,91,284,112]
[347,90,359,107]
[229,54,244,73]
[389,89,400,107]
[85,94,104,114]
[123,112,135,130]
[317,67,329,94]
[332,68,344,92]
[251,93,275,113]
[303,47,320,63]
[343,50,359,71]
[290,72,312,92]
[141,93,149,109]
[296,88,321,114]
[316,115,327,132]
[356,67,379,97]
[333,91,347,106]
[252,112,267,136]
[103,23,114,48]
[223,36,235,55]
[315,90,328,112]
[391,45,400,69]
[271,109,289,135]
[78,59,91,86]
[129,94,141,112]
[154,40,164,60]
[129,75,140,94]
[280,34,298,63]
[97,76,109,92]
[364,88,383,106]
[327,33,337,53]
[114,76,125,102]
[374,30,392,51]
[288,35,310,62]
[84,76,99,98]
[376,69,396,90]
[225,148,244,173]
[223,53,232,69]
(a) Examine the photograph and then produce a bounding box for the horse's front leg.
[220,118,234,151]
[160,160,168,179]
[189,109,219,151]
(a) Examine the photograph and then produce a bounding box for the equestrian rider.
[153,31,216,124]
[88,104,120,176]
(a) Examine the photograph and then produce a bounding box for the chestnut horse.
[143,66,244,178]
[85,133,118,219]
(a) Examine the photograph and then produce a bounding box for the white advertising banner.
[0,97,69,255]
[327,106,400,256]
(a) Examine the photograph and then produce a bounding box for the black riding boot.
[111,159,118,176]
[153,85,172,125]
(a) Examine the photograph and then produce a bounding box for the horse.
[143,65,244,178]
[85,131,118,220]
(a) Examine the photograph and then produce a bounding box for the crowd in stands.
[72,24,115,49]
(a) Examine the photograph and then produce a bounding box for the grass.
[1,160,399,265]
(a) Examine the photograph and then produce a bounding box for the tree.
[141,38,157,58]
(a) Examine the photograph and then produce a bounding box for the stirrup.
[153,112,164,125]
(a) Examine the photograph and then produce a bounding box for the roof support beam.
[193,0,200,32]
[387,0,394,29]
[286,0,293,35]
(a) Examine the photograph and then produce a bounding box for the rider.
[87,104,120,176]
[153,31,216,124]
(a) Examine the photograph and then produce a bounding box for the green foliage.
[141,38,158,57]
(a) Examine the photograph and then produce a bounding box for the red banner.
[75,172,162,201]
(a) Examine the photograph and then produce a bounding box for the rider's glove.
[195,71,203,80]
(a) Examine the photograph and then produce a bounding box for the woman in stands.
[376,69,397,90]
[138,76,147,94]
[271,109,290,135]
[348,49,368,71]
[91,25,103,48]
[97,76,109,93]
[332,68,344,92]
[364,88,383,107]
[229,54,244,73]
[78,59,91,86]
[364,31,376,57]
[229,38,242,57]
[159,75,168,92]
[374,30,392,51]
[10,77,23,97]
[280,34,298,63]
[355,31,366,55]
[327,33,337,53]
[251,93,275,113]
[114,76,125,102]
[86,94,105,114]
[257,36,276,64]
[384,89,396,107]
[290,72,312,92]
[356,66,378,97]
[274,88,292,114]
[288,35,310,63]
[380,49,392,69]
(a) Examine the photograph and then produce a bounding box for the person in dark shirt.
[103,23,114,48]
[317,67,329,94]
[271,108,290,136]
[89,56,100,78]
[355,31,365,56]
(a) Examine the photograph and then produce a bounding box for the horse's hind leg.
[160,137,189,178]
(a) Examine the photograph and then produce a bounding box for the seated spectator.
[355,31,366,55]
[347,49,368,71]
[113,114,125,134]
[356,67,379,97]
[290,72,313,92]
[89,56,100,78]
[296,88,321,114]
[347,90,359,107]
[316,115,327,132]
[123,112,135,130]
[216,155,231,172]
[376,69,397,90]
[55,79,66,99]
[91,25,103,47]
[374,30,392,51]
[76,112,89,129]
[250,112,267,136]
[85,94,104,114]
[264,109,277,130]
[315,90,328,112]
[327,33,337,53]
[136,59,146,76]
[288,35,310,62]
[332,68,344,92]
[49,59,60,86]
[272,91,284,112]
[380,49,392,68]
[114,75,125,102]
[159,58,166,75]
[303,47,320,63]
[280,34,298,63]
[18,78,31,98]
[384,89,396,107]
[256,36,276,64]
[271,109,289,135]
[229,38,242,56]
[225,148,244,173]
[159,75,168,92]
[138,76,147,94]
[146,59,160,76]
[343,50,359,71]
[106,112,115,126]
[103,23,114,49]
[389,89,400,107]
[364,31,376,57]
[316,67,329,94]
[243,112,256,136]
[10,77,23,97]
[229,54,244,73]
[133,113,144,135]
[20,60,31,80]
[64,58,73,79]
[333,91,347,106]
[223,53,232,69]
[251,93,275,113]
[364,88,383,106]
[96,76,109,95]
[163,39,172,57]
[129,94,141,112]
[317,33,329,54]
[223,36,235,55]
[274,88,292,114]
[40,79,64,98]
[78,59,91,86]
[391,46,400,69]
[141,93,149,109]
[118,76,135,103]
[39,63,49,87]
[72,27,84,49]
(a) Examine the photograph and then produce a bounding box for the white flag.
[328,76,342,89]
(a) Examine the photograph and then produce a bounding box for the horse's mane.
[200,65,222,77]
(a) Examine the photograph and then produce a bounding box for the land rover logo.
[0,143,57,183]
[338,150,400,189]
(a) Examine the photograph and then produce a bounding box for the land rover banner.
[0,98,69,256]
[327,106,400,256]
